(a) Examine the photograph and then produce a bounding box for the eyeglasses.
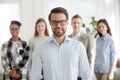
[10,28,19,31]
[50,20,67,26]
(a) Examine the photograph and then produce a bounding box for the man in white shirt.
[69,14,94,65]
[69,14,94,80]
[30,7,92,80]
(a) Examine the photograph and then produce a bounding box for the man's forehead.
[51,13,67,20]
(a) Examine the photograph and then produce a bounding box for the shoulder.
[29,37,39,46]
[36,38,49,48]
[105,34,113,42]
[81,32,93,41]
[1,41,10,52]
[43,36,50,41]
[21,40,27,44]
[96,37,101,41]
[81,32,92,38]
[29,37,36,43]
[1,41,9,48]
[108,35,113,40]
[33,39,49,56]
[20,40,28,48]
[69,38,86,53]
[107,35,114,44]
[69,37,84,47]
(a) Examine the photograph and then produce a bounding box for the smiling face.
[10,24,20,38]
[71,18,82,34]
[97,22,108,36]
[50,13,68,37]
[36,21,46,35]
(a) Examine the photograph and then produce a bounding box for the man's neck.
[54,35,66,45]
[73,30,80,36]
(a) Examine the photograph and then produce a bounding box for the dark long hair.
[97,19,112,37]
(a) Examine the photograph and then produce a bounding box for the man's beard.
[53,28,65,37]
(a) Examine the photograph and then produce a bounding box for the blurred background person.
[94,19,117,80]
[1,21,29,80]
[69,14,94,80]
[28,18,49,80]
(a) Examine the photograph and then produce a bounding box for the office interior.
[0,0,120,80]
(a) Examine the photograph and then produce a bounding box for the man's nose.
[56,22,61,27]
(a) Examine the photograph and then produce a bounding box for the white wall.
[20,0,50,42]
[19,0,120,44]
[20,0,34,42]
[1,0,119,44]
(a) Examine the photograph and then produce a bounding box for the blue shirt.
[30,36,92,80]
[94,34,116,73]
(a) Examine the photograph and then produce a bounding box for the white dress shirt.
[72,31,81,40]
[30,36,92,80]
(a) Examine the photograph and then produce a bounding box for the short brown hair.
[72,14,82,20]
[48,7,69,21]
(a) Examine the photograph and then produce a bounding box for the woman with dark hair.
[94,19,117,80]
[1,20,29,80]
[28,18,49,80]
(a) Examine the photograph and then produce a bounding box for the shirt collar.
[101,34,110,40]
[49,35,70,44]
[71,31,81,40]
[72,31,81,38]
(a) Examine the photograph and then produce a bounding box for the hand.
[9,69,16,78]
[28,75,30,80]
[108,73,114,80]
[14,73,21,79]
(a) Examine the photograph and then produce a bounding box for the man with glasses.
[30,7,92,80]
